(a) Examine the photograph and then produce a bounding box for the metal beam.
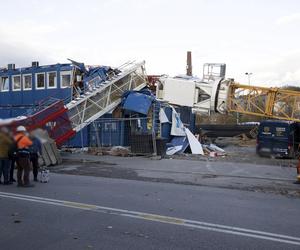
[227,83,300,122]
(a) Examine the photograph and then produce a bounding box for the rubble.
[166,108,205,156]
[88,147,103,156]
[202,143,226,157]
[215,135,256,148]
[109,146,130,157]
[63,88,229,159]
[185,128,204,155]
[31,129,62,166]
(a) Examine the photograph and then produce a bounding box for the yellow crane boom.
[227,83,300,122]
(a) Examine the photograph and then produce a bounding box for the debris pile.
[109,146,130,157]
[202,144,226,157]
[88,147,103,156]
[81,89,228,158]
[31,129,62,166]
[88,146,130,157]
[215,134,256,148]
[163,108,228,157]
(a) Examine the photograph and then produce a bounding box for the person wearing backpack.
[29,133,42,182]
[14,126,33,187]
[0,127,13,185]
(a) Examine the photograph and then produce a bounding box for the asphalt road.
[1,173,300,250]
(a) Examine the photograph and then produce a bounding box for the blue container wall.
[0,63,77,147]
[175,106,195,133]
[123,110,149,134]
[0,108,12,118]
[189,113,196,133]
[89,114,124,147]
[98,121,123,146]
[0,107,36,119]
[88,108,160,147]
[65,127,89,148]
[0,64,72,109]
[161,106,172,141]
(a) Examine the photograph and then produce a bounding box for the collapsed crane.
[227,83,300,122]
[3,60,300,147]
[157,63,300,122]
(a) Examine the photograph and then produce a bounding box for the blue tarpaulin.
[122,90,155,115]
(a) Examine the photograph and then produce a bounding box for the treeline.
[282,85,300,92]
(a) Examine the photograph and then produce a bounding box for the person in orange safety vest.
[14,126,34,187]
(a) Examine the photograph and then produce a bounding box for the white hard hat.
[16,126,27,132]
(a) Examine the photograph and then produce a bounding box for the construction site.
[1,51,300,192]
[1,53,300,249]
[2,1,300,249]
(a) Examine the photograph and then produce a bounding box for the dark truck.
[256,120,300,158]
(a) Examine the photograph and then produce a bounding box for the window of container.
[23,74,32,90]
[0,76,9,92]
[12,75,21,91]
[47,72,57,88]
[36,73,45,89]
[61,71,72,88]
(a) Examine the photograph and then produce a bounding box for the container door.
[272,125,289,156]
[258,124,274,155]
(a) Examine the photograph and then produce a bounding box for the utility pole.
[245,72,253,85]
[186,51,192,76]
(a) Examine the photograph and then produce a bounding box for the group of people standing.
[0,126,41,187]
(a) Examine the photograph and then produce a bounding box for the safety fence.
[71,116,166,156]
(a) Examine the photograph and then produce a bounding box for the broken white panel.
[171,107,185,136]
[166,145,183,156]
[209,143,225,153]
[159,108,169,123]
[185,128,204,155]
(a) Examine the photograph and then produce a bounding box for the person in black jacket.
[29,134,42,182]
[9,158,16,183]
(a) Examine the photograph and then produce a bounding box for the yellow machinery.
[227,83,300,122]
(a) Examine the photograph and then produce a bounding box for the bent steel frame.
[227,83,300,122]
[66,61,148,132]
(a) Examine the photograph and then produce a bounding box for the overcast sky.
[0,0,300,86]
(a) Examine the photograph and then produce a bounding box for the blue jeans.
[0,158,11,183]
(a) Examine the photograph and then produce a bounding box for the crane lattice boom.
[227,83,300,122]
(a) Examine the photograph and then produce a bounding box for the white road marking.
[1,191,300,246]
